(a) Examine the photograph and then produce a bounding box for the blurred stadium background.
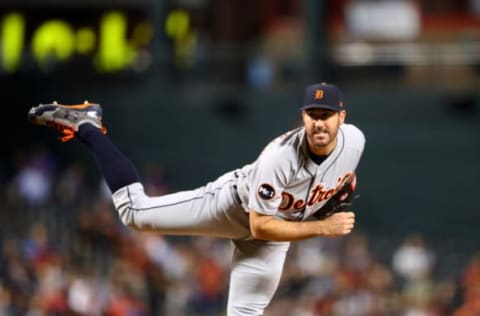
[1,0,480,315]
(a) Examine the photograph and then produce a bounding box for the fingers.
[340,211,355,219]
[338,212,355,235]
[324,211,356,236]
[331,211,355,221]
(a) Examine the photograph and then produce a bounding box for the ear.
[339,110,346,124]
[301,110,307,122]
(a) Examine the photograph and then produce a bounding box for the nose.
[313,118,325,128]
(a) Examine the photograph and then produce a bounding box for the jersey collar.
[300,127,345,174]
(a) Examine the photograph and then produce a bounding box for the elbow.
[250,224,265,240]
[249,215,272,240]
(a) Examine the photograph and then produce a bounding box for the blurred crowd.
[1,144,479,316]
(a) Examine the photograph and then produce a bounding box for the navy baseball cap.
[300,82,344,112]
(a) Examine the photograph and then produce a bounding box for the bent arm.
[249,209,355,242]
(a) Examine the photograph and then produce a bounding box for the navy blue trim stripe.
[127,179,236,212]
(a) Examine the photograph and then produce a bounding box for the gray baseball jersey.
[111,122,365,316]
[236,123,365,221]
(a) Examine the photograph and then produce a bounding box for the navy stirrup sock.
[77,124,140,193]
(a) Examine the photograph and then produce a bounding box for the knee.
[111,183,145,230]
[117,206,138,229]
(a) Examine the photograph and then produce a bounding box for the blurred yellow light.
[96,11,135,72]
[32,20,75,67]
[165,9,189,39]
[1,13,25,73]
[131,21,154,47]
[76,27,96,54]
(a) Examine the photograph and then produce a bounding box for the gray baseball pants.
[112,171,290,315]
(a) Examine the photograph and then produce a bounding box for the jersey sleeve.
[247,145,291,216]
[342,123,366,170]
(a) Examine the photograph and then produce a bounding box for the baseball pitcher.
[28,82,365,316]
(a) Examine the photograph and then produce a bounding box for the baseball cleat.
[28,101,107,142]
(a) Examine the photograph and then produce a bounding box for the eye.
[319,113,331,120]
[308,111,335,120]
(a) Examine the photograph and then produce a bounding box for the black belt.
[231,184,241,205]
[232,171,242,204]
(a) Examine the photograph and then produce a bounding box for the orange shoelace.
[46,121,107,142]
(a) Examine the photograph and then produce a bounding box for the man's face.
[302,108,346,155]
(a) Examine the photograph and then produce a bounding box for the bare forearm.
[253,217,324,241]
[249,210,355,242]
